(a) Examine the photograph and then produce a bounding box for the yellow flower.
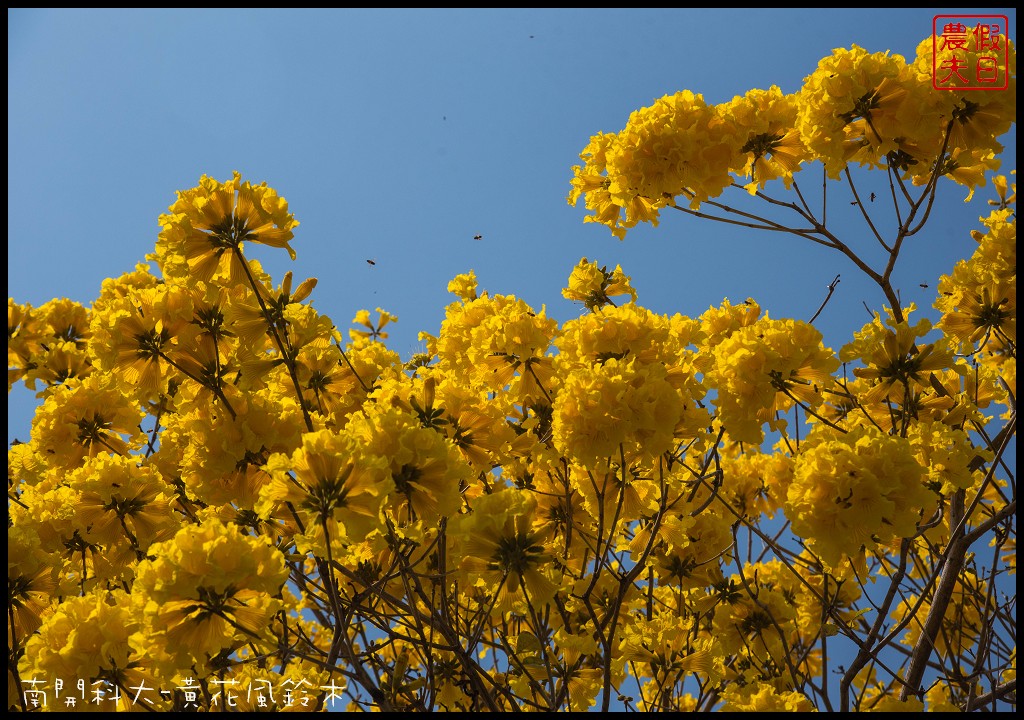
[432,292,558,402]
[159,386,304,508]
[347,406,472,527]
[567,132,625,238]
[708,317,838,445]
[290,343,349,417]
[798,43,941,178]
[572,462,659,528]
[349,307,397,345]
[19,339,93,393]
[642,509,734,590]
[938,281,1015,350]
[557,302,684,368]
[260,428,392,540]
[88,284,195,401]
[911,34,1016,157]
[924,683,963,713]
[562,257,638,311]
[131,518,288,678]
[7,524,59,642]
[9,298,94,393]
[70,453,179,552]
[221,265,312,351]
[449,489,560,615]
[699,297,761,346]
[21,588,153,711]
[786,426,932,567]
[720,86,808,192]
[720,684,816,712]
[988,173,1016,210]
[568,89,745,238]
[719,449,792,521]
[152,171,298,284]
[31,373,143,469]
[620,615,724,685]
[167,332,241,412]
[844,308,956,406]
[36,297,92,350]
[91,262,160,313]
[906,420,984,494]
[552,357,684,468]
[418,376,517,472]
[916,146,1001,201]
[446,271,479,302]
[8,299,45,391]
[935,209,1016,359]
[316,340,402,425]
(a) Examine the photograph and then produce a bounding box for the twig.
[809,274,841,324]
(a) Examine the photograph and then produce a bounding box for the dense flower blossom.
[7,43,1016,708]
[911,33,1016,162]
[797,44,941,178]
[31,373,143,469]
[448,489,561,615]
[130,519,288,678]
[936,205,1016,365]
[786,426,933,567]
[22,588,155,711]
[346,405,472,527]
[152,171,298,284]
[428,290,558,404]
[260,427,392,543]
[562,257,638,310]
[707,316,838,444]
[720,86,809,193]
[553,357,685,468]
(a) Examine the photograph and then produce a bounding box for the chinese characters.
[932,16,1010,90]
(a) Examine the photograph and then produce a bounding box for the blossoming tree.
[8,32,1016,712]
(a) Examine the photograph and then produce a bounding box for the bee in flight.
[473,234,483,240]
[366,259,376,266]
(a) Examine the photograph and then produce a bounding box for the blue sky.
[7,7,1016,447]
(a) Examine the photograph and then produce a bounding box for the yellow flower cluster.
[722,86,807,194]
[720,684,816,712]
[936,197,1016,386]
[798,43,936,178]
[570,35,1016,238]
[786,426,933,567]
[911,35,1016,159]
[428,290,559,404]
[707,316,838,445]
[31,372,143,469]
[8,143,1015,711]
[841,306,957,408]
[152,171,298,284]
[553,357,684,468]
[131,518,288,679]
[568,90,740,238]
[562,257,637,310]
[448,488,560,617]
[22,589,150,711]
[8,298,93,393]
[260,427,393,544]
[553,302,707,469]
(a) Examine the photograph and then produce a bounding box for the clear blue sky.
[7,7,1017,447]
